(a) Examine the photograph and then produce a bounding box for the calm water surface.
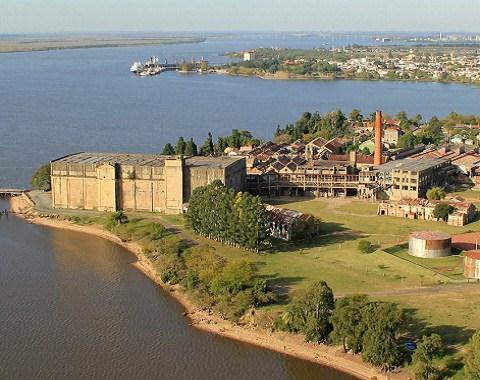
[0,34,479,187]
[0,199,355,379]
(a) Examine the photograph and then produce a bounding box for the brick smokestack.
[374,110,383,166]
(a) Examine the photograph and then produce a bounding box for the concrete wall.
[464,256,480,279]
[51,156,245,214]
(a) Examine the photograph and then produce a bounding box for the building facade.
[51,153,245,214]
[377,198,476,226]
[464,251,480,279]
[374,158,452,200]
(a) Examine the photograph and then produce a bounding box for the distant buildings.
[265,204,321,241]
[377,198,476,226]
[243,50,256,61]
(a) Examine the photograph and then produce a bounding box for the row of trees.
[186,180,270,251]
[277,281,446,376]
[162,129,260,157]
[277,282,408,371]
[160,109,478,159]
[275,109,349,141]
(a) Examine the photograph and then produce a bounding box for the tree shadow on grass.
[400,307,474,378]
[262,274,306,305]
[270,229,367,253]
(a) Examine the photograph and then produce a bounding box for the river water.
[1,33,479,188]
[0,199,354,379]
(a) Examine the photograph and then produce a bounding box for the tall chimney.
[374,110,383,166]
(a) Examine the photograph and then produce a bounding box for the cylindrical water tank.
[408,231,452,258]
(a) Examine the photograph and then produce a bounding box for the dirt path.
[342,282,480,298]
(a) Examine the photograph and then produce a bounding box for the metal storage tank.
[408,231,452,258]
[464,251,480,279]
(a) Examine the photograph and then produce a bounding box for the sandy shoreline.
[9,195,406,380]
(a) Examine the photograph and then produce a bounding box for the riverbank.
[9,195,406,380]
[222,69,480,86]
[0,36,206,53]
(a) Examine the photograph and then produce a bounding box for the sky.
[1,0,479,34]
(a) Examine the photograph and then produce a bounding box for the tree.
[358,240,375,254]
[179,61,195,71]
[465,330,480,380]
[330,295,370,353]
[175,137,186,155]
[210,260,256,296]
[186,180,270,251]
[184,138,198,156]
[214,137,228,156]
[348,108,362,122]
[397,132,418,149]
[419,117,444,145]
[31,163,51,191]
[287,281,334,343]
[162,143,175,155]
[412,334,443,380]
[200,132,215,156]
[361,302,405,371]
[426,187,446,201]
[433,203,454,221]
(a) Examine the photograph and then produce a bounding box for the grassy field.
[384,243,465,280]
[255,197,480,346]
[170,197,477,295]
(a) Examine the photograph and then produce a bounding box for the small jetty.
[0,188,26,197]
[130,56,218,76]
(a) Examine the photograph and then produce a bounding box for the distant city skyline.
[1,0,479,34]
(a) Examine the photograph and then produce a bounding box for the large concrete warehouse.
[51,152,245,214]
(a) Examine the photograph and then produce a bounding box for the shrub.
[433,203,454,221]
[426,187,446,201]
[31,163,51,191]
[105,210,128,229]
[358,240,375,254]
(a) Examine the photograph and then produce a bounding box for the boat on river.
[130,56,164,76]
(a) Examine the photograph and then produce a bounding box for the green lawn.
[384,243,465,281]
[181,197,475,295]
[377,286,480,346]
[47,196,480,351]
[448,188,480,200]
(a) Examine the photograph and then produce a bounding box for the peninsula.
[0,35,206,53]
[222,45,480,86]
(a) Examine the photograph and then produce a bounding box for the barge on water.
[130,56,164,76]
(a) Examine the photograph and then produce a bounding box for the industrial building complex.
[50,112,478,229]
